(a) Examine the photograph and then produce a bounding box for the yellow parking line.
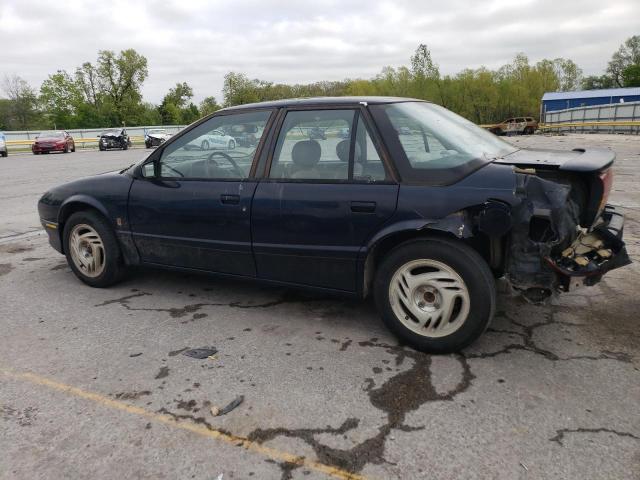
[1,368,368,480]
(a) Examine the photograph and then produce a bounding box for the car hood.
[147,133,170,138]
[494,147,615,173]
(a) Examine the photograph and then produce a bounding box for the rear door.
[251,106,399,292]
[128,109,273,276]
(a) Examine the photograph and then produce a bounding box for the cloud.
[0,0,638,103]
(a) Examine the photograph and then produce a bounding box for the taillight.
[598,168,613,214]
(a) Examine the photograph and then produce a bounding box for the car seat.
[335,140,363,178]
[290,140,322,179]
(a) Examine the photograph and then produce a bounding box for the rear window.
[371,102,517,185]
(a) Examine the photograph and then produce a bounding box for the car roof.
[220,96,426,112]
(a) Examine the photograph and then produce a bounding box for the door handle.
[351,201,376,213]
[220,194,240,205]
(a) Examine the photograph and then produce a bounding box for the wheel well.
[362,229,496,298]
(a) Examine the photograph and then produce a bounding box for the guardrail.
[539,120,640,130]
[6,136,146,147]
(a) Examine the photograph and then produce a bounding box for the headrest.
[292,140,321,168]
[336,140,350,162]
[335,140,362,163]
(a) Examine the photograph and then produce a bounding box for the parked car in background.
[186,129,236,150]
[308,126,327,140]
[338,127,350,139]
[486,117,538,136]
[32,131,75,154]
[37,97,630,353]
[144,129,172,148]
[0,132,7,157]
[99,128,131,151]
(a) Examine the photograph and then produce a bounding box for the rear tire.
[374,238,495,353]
[63,210,126,288]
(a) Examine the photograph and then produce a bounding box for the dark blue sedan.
[38,97,630,352]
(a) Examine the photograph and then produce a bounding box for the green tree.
[1,74,40,129]
[199,96,221,117]
[95,49,149,124]
[607,35,640,87]
[622,64,640,87]
[159,82,198,124]
[40,70,83,128]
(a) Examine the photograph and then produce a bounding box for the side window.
[156,110,271,179]
[353,116,388,182]
[387,110,452,169]
[269,110,355,180]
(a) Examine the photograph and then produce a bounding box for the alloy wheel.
[69,224,106,278]
[388,259,470,338]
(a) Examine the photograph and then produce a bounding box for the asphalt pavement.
[1,137,639,479]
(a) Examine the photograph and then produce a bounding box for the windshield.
[37,131,63,139]
[102,130,121,136]
[148,129,166,135]
[372,102,517,184]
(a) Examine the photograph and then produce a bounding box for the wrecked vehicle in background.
[37,97,630,353]
[144,128,172,148]
[485,117,538,136]
[98,128,131,151]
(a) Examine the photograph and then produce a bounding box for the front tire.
[228,139,235,150]
[63,211,126,287]
[374,238,495,353]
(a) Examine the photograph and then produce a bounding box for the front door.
[251,107,398,292]
[128,109,273,276]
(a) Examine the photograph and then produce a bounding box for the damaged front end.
[504,171,630,302]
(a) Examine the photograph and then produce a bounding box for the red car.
[32,131,75,154]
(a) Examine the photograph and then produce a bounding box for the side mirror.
[141,163,155,178]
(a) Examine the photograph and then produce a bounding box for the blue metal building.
[542,87,640,112]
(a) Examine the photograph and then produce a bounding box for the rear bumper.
[545,205,631,291]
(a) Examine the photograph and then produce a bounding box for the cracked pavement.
[1,136,639,479]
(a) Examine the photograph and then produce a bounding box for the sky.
[0,0,638,104]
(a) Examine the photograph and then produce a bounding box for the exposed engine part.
[505,173,581,295]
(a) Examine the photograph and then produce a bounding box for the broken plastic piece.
[211,395,245,416]
[182,347,218,359]
[597,249,612,259]
[561,247,574,258]
[574,256,589,267]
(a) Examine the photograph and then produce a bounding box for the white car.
[145,129,172,148]
[189,129,236,151]
[0,133,7,157]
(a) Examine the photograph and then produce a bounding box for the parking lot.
[1,135,639,479]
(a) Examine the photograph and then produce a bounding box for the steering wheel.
[206,151,244,178]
